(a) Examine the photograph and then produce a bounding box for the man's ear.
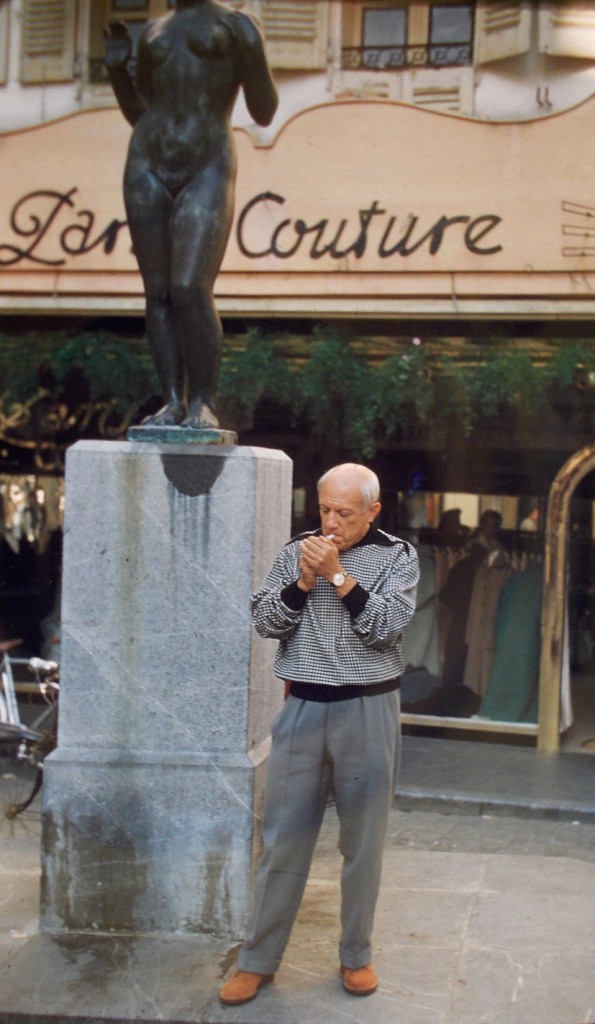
[368,501,381,522]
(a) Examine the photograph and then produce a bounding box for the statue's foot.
[141,402,186,427]
[181,402,220,430]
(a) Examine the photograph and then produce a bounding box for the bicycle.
[0,642,59,820]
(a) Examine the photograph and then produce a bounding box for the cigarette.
[327,534,335,540]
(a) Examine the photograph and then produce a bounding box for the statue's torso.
[126,8,241,192]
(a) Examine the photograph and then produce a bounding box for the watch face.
[333,572,346,587]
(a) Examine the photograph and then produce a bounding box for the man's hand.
[300,535,341,583]
[297,558,317,592]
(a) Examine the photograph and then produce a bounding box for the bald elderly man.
[220,463,419,1005]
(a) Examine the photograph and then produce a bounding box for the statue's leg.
[124,169,186,425]
[169,169,235,429]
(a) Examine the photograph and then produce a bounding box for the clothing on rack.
[400,544,440,676]
[479,559,542,722]
[438,544,487,690]
[463,551,512,697]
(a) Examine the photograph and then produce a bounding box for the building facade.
[2,0,595,751]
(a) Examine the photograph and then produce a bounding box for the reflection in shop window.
[0,475,64,657]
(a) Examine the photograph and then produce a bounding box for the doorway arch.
[539,443,595,752]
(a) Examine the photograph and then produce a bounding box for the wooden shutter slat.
[257,0,328,68]
[20,0,76,83]
[474,0,530,64]
[539,2,595,58]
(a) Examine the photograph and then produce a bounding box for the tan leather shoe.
[341,963,378,996]
[219,970,275,1006]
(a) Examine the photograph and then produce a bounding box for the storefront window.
[394,486,594,752]
[0,475,63,659]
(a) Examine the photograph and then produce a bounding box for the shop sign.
[0,99,594,283]
[0,187,503,269]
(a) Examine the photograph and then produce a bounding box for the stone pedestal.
[41,441,292,939]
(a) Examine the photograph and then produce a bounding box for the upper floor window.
[362,7,407,68]
[429,4,474,65]
[342,2,474,71]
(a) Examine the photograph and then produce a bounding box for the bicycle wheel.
[0,732,43,821]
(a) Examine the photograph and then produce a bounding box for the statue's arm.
[227,12,278,127]
[104,21,148,128]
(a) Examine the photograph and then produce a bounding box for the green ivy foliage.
[374,343,434,438]
[546,342,595,387]
[0,329,158,416]
[464,351,544,423]
[51,333,160,413]
[297,327,376,458]
[0,332,51,405]
[217,327,294,430]
[1,326,595,460]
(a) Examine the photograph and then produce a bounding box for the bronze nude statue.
[105,1,278,429]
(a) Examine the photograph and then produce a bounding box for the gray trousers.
[238,690,400,974]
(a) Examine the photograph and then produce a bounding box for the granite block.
[56,442,290,756]
[42,441,292,937]
[41,756,259,938]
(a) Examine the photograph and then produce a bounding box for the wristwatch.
[332,570,347,587]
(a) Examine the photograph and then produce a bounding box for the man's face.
[318,478,381,552]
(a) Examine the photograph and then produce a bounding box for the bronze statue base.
[127,425,237,446]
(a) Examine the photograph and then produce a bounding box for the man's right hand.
[297,552,317,592]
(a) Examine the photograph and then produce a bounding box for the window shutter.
[406,81,463,112]
[402,68,474,115]
[539,2,595,59]
[20,0,76,84]
[253,0,329,69]
[474,1,530,64]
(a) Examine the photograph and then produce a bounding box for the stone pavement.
[1,737,595,1024]
[398,735,595,821]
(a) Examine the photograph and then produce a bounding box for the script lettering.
[0,189,128,266]
[237,193,503,262]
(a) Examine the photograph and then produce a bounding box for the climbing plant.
[217,327,294,431]
[463,350,545,425]
[2,325,595,462]
[50,332,160,413]
[373,340,434,439]
[296,326,375,458]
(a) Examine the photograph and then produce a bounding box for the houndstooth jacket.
[252,526,419,687]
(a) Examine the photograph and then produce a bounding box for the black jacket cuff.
[281,580,309,611]
[341,583,370,617]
